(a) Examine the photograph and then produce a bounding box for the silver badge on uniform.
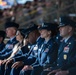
[28,46,31,49]
[39,48,41,51]
[33,45,38,50]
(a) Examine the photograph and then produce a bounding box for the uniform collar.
[64,36,71,43]
[44,38,51,44]
[10,36,15,42]
[44,37,53,44]
[63,35,74,43]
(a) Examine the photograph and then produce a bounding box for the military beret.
[0,30,6,38]
[59,16,76,27]
[4,22,19,29]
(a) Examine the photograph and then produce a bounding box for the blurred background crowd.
[0,0,76,29]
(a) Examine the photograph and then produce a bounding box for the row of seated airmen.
[0,16,76,75]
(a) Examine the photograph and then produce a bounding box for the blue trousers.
[0,64,5,75]
[19,66,43,75]
[41,70,56,75]
[10,66,23,75]
[30,66,43,75]
[20,70,32,75]
[4,63,12,75]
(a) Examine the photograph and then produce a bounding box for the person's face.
[6,27,16,38]
[40,29,51,38]
[59,25,72,37]
[28,32,35,44]
[16,31,23,41]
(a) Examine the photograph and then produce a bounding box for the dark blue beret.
[0,30,6,38]
[4,22,19,29]
[59,16,76,27]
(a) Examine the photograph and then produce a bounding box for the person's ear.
[48,31,51,34]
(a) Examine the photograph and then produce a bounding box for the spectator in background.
[37,2,44,15]
[3,8,16,22]
[22,1,32,22]
[0,9,3,18]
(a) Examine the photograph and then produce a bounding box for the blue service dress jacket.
[0,37,18,60]
[0,42,5,52]
[50,36,76,70]
[12,37,44,63]
[13,43,39,65]
[12,44,30,58]
[32,37,59,68]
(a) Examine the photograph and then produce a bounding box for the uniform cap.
[38,22,58,31]
[59,16,76,27]
[19,24,38,38]
[4,22,19,29]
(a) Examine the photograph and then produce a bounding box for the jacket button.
[58,58,59,60]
